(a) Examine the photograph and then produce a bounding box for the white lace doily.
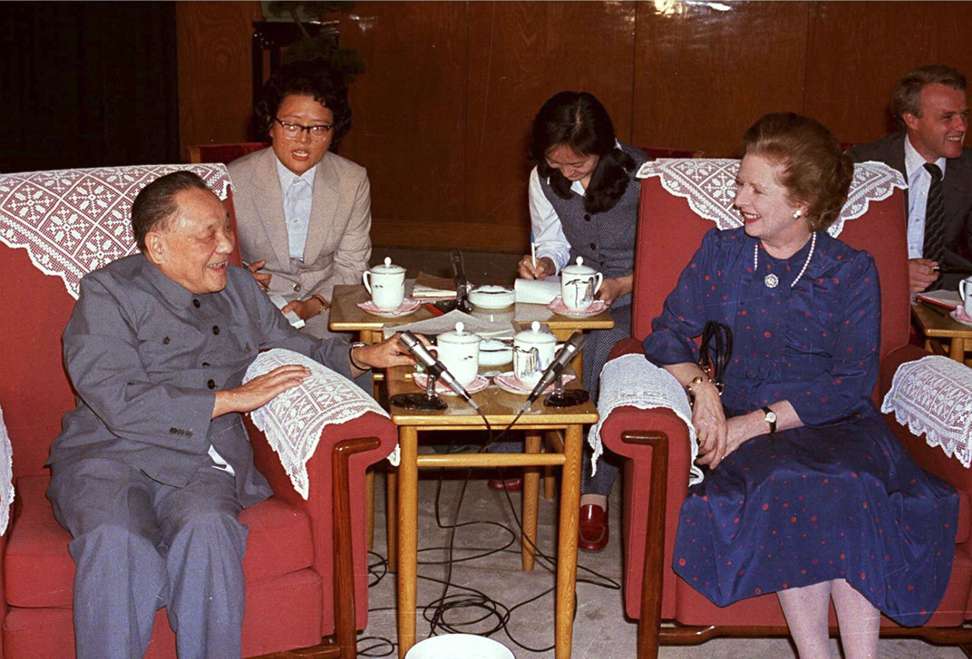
[589,353,702,486]
[244,349,394,499]
[880,355,972,468]
[0,405,13,536]
[635,159,906,237]
[0,164,232,300]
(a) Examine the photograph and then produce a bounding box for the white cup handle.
[961,280,969,302]
[592,273,603,295]
[362,271,372,294]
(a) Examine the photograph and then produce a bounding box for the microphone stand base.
[390,392,448,410]
[544,390,590,408]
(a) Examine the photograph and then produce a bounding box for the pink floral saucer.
[493,371,576,395]
[413,373,490,396]
[357,297,421,317]
[950,307,972,328]
[547,296,608,318]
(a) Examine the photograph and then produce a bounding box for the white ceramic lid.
[561,256,597,276]
[514,320,555,345]
[437,321,481,345]
[369,256,405,274]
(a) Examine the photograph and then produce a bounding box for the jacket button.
[589,242,597,250]
[163,336,170,345]
[192,299,200,308]
[212,325,220,335]
[202,362,210,367]
[584,214,591,222]
[207,379,216,389]
[293,283,302,292]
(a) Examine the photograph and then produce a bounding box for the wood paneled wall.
[177,1,972,253]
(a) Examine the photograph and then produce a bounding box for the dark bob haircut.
[530,91,636,215]
[254,60,352,147]
[131,171,211,251]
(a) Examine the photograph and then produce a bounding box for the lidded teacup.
[362,257,406,310]
[560,257,603,310]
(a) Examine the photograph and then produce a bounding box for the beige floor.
[360,470,965,659]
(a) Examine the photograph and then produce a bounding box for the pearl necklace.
[753,232,816,289]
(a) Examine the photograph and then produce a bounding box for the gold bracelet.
[686,375,721,397]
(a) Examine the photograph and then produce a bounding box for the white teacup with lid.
[513,321,558,387]
[561,257,604,310]
[960,275,972,317]
[362,257,406,310]
[434,322,481,386]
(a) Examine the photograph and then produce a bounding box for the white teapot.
[513,321,559,387]
[434,322,481,386]
[362,257,406,310]
[561,257,603,310]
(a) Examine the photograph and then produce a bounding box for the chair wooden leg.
[522,432,542,571]
[385,469,398,573]
[332,436,382,659]
[622,430,669,659]
[366,470,375,551]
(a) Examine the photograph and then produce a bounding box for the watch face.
[765,411,777,423]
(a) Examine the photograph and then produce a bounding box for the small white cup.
[561,257,603,310]
[434,322,481,386]
[513,321,559,387]
[960,276,972,316]
[362,257,406,310]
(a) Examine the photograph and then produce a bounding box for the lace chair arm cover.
[635,159,906,237]
[0,406,13,535]
[589,353,703,486]
[244,349,395,499]
[880,355,972,468]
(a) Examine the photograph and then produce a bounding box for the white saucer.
[951,308,972,327]
[547,296,608,317]
[357,297,422,317]
[493,371,575,395]
[469,285,515,309]
[413,372,490,396]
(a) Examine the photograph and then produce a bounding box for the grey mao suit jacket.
[48,254,352,508]
[228,147,372,337]
[850,134,972,287]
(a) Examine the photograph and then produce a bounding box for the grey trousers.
[48,458,247,659]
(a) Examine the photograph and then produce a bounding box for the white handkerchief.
[382,309,515,339]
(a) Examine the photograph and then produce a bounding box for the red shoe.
[578,504,609,552]
[487,478,522,492]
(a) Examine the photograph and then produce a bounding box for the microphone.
[398,331,481,411]
[525,333,586,405]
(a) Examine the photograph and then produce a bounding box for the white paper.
[514,277,561,304]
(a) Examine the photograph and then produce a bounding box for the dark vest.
[538,144,646,280]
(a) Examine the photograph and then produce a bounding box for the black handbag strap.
[699,321,733,385]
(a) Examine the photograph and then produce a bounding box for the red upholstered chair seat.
[601,160,972,656]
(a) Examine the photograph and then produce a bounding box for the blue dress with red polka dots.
[642,227,957,626]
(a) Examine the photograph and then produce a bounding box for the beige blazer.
[228,147,372,309]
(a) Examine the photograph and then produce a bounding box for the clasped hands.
[516,254,631,304]
[690,381,764,471]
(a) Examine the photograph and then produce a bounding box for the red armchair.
[0,164,396,658]
[599,160,972,656]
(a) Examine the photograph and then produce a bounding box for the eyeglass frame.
[273,117,334,140]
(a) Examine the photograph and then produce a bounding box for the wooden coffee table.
[386,365,598,659]
[912,302,972,364]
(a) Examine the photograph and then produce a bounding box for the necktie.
[922,163,945,289]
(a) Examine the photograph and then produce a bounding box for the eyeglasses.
[274,118,333,140]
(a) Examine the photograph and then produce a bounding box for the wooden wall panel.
[176,1,262,157]
[805,1,972,144]
[632,1,810,157]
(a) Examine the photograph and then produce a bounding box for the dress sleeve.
[768,251,880,426]
[641,230,717,366]
[528,167,571,274]
[64,276,214,453]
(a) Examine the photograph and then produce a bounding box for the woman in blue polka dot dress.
[642,113,957,657]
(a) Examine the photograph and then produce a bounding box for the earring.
[792,210,802,220]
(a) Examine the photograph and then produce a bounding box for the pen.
[530,242,537,269]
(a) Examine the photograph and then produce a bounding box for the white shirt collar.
[904,134,947,180]
[274,155,318,192]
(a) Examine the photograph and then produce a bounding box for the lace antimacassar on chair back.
[635,159,906,236]
[0,163,232,299]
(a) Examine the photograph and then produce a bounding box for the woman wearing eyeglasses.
[229,60,371,339]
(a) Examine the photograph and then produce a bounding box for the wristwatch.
[761,406,777,434]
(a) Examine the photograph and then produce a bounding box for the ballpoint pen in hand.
[530,242,537,270]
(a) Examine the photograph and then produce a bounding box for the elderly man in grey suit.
[850,64,972,292]
[46,171,411,659]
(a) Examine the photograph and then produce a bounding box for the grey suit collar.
[139,254,200,308]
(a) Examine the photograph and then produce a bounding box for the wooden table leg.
[366,470,375,551]
[386,469,398,573]
[950,337,966,362]
[522,432,542,571]
[397,427,419,658]
[555,424,582,659]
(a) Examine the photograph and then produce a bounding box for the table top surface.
[912,302,972,339]
[329,284,615,334]
[385,365,598,427]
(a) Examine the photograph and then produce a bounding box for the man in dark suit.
[850,64,972,292]
[46,172,412,659]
